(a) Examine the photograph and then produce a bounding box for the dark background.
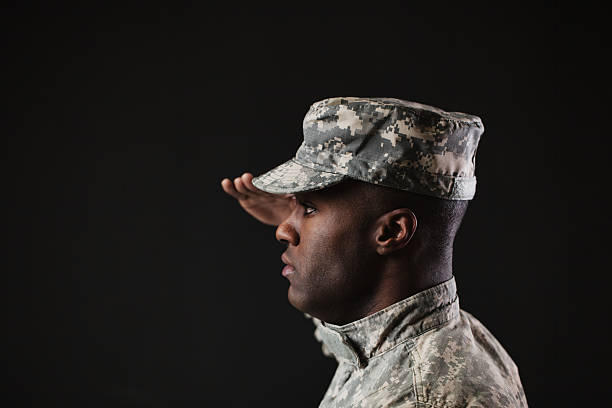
[3,3,576,407]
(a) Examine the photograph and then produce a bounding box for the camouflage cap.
[252,97,484,200]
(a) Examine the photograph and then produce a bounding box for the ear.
[374,208,417,255]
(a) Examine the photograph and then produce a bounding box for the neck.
[374,255,452,311]
[326,252,453,326]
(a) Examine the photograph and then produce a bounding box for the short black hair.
[345,180,469,252]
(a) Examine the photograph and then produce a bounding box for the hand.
[221,172,294,226]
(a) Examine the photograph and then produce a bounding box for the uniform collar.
[314,277,459,368]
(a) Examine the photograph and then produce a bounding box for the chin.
[287,285,302,310]
[287,285,314,315]
[287,286,330,321]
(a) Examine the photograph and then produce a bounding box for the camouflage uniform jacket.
[312,277,528,407]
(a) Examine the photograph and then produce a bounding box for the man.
[221,97,527,407]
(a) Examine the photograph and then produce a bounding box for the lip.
[281,253,295,277]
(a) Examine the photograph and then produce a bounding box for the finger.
[242,173,292,199]
[234,177,251,196]
[241,173,263,194]
[221,178,247,200]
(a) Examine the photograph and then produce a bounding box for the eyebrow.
[295,195,317,207]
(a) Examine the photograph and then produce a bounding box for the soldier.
[221,97,527,407]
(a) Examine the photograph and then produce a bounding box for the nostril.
[276,222,298,246]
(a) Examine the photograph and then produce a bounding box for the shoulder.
[410,310,528,408]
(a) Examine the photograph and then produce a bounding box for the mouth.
[281,253,295,277]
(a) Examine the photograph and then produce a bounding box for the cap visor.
[252,159,347,194]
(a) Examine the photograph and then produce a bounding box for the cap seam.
[310,99,482,126]
[297,146,476,181]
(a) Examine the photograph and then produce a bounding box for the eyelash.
[303,205,317,216]
[297,200,317,216]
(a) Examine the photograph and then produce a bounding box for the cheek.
[288,215,376,316]
[305,217,371,285]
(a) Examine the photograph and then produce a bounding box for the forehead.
[295,190,333,204]
[296,181,367,208]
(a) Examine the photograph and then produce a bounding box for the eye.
[297,199,317,216]
[303,205,317,216]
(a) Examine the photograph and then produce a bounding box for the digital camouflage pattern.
[253,97,484,200]
[309,278,528,407]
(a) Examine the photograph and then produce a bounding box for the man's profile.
[221,97,527,407]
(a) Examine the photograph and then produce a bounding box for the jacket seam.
[410,342,421,408]
[366,311,459,362]
[322,284,458,332]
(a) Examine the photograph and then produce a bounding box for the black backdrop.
[4,3,571,407]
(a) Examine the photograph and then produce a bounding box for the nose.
[276,218,299,246]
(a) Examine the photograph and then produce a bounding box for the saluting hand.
[221,173,294,226]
